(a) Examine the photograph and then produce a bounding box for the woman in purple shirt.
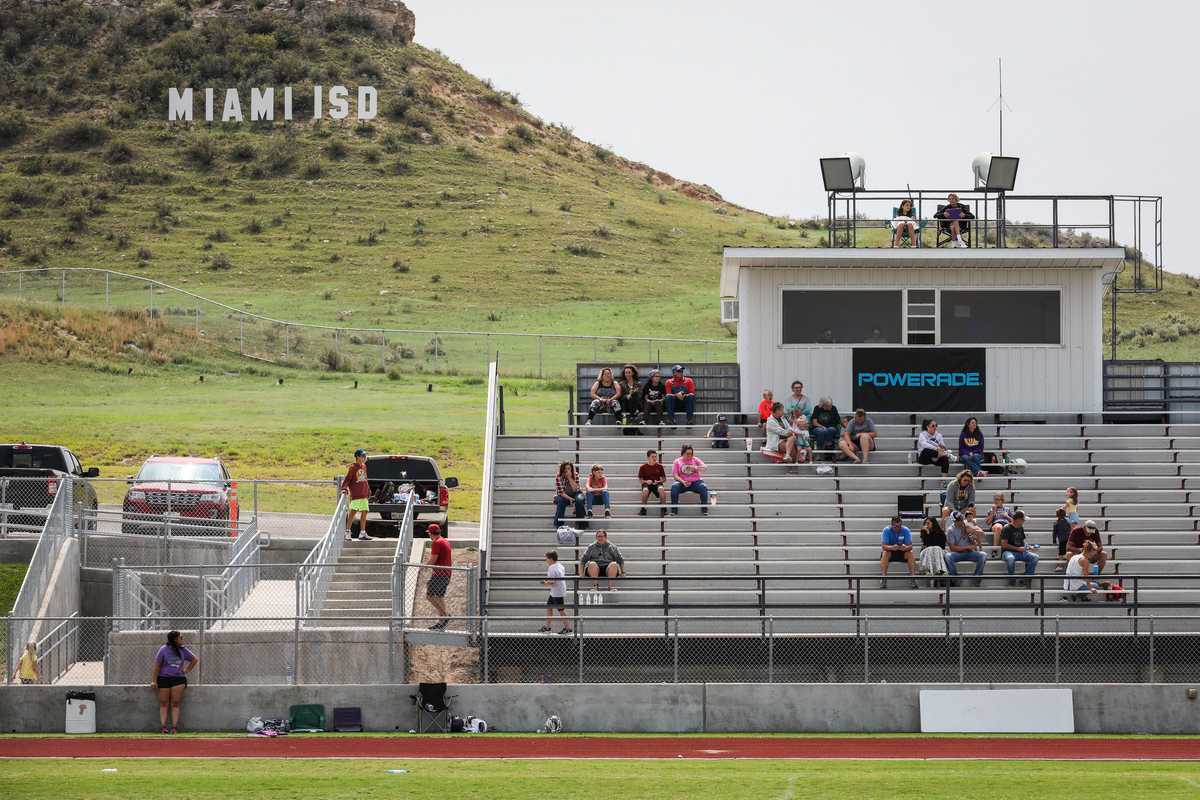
[152,630,198,734]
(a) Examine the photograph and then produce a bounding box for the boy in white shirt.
[540,551,572,634]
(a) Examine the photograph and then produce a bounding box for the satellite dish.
[972,152,993,189]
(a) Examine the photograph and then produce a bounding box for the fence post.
[537,336,544,379]
[705,341,710,363]
[767,616,774,683]
[149,283,155,317]
[592,337,597,362]
[1054,616,1061,684]
[862,616,870,682]
[292,615,300,686]
[479,616,488,684]
[577,618,584,683]
[195,306,200,337]
[239,315,245,355]
[283,325,289,359]
[672,617,679,684]
[252,481,259,522]
[60,270,65,304]
[105,272,110,308]
[1147,616,1155,685]
[957,616,965,684]
[4,614,12,682]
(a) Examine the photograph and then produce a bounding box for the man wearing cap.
[999,510,1039,586]
[1066,519,1108,572]
[425,523,452,629]
[707,414,731,448]
[340,448,371,541]
[664,365,696,425]
[945,511,987,585]
[880,516,919,589]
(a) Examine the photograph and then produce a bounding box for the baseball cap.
[1083,519,1098,530]
[427,523,442,535]
[717,414,728,421]
[672,364,684,373]
[354,448,367,457]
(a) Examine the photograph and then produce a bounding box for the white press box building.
[720,247,1126,414]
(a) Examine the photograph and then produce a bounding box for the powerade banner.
[853,349,986,412]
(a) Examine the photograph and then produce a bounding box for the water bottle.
[745,437,753,452]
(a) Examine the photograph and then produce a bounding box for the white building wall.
[736,266,1106,414]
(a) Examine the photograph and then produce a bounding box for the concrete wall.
[28,538,80,642]
[2,683,1197,734]
[0,538,36,564]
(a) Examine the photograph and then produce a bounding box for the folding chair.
[897,494,925,524]
[288,703,326,733]
[886,207,924,248]
[411,682,456,733]
[332,706,363,732]
[935,204,973,248]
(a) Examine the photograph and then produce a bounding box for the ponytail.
[167,630,182,660]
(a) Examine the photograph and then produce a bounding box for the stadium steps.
[317,538,394,626]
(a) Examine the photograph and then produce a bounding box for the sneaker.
[161,726,170,735]
[972,578,983,587]
[558,627,572,635]
[585,510,594,518]
[169,727,177,735]
[667,416,677,425]
[538,625,552,633]
[670,508,678,516]
[357,533,370,541]
[345,533,352,541]
[660,507,668,517]
[878,578,888,589]
[603,509,612,518]
[585,419,592,426]
[910,578,920,589]
[701,506,709,515]
[638,507,647,516]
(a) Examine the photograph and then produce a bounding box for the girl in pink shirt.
[670,445,710,515]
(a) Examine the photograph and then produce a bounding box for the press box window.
[940,290,1061,345]
[782,290,902,344]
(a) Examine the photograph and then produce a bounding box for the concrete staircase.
[320,538,394,626]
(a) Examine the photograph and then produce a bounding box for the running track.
[2,737,1198,760]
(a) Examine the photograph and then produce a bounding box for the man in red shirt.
[340,448,371,541]
[665,364,697,425]
[426,523,453,630]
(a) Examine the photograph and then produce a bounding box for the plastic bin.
[65,691,96,734]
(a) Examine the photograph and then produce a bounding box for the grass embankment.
[1,759,1198,799]
[0,563,27,613]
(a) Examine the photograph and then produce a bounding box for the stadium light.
[972,153,1020,191]
[820,154,865,192]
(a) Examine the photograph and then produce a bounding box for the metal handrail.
[478,361,500,615]
[31,612,80,685]
[390,493,416,620]
[7,481,71,677]
[204,519,261,623]
[296,493,348,620]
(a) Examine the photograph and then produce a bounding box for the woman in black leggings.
[916,418,950,475]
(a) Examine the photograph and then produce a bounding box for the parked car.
[362,454,458,537]
[122,456,239,537]
[0,442,99,533]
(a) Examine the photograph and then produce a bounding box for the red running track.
[1,736,1198,760]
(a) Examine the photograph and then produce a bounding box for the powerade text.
[857,372,981,388]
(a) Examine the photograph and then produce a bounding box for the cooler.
[65,691,97,734]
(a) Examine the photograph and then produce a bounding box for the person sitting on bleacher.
[839,408,877,464]
[553,461,586,529]
[879,516,920,589]
[918,516,949,582]
[638,449,668,517]
[1063,540,1102,600]
[707,414,731,448]
[586,368,622,425]
[958,417,987,478]
[809,398,842,461]
[945,511,988,586]
[1066,519,1108,573]
[916,418,951,475]
[764,402,798,463]
[670,444,709,515]
[940,470,976,522]
[584,464,612,519]
[757,389,775,425]
[665,364,697,425]
[783,380,812,419]
[579,529,624,592]
[789,409,813,464]
[985,492,1014,549]
[642,369,667,427]
[999,510,1038,586]
[617,364,642,427]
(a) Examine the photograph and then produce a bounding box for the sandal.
[161,726,170,735]
[170,727,178,735]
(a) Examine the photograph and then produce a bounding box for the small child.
[18,641,37,685]
[789,410,812,463]
[584,464,611,518]
[1052,506,1072,573]
[1064,487,1080,526]
[540,551,572,635]
[985,492,1013,548]
[707,414,731,448]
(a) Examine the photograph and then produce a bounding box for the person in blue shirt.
[880,516,919,589]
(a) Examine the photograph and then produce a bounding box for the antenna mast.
[998,58,1003,155]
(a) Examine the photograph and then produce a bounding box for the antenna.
[986,58,1013,155]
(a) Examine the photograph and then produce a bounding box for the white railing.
[7,480,72,677]
[111,562,168,631]
[296,493,348,620]
[390,493,417,620]
[203,519,261,624]
[32,612,80,685]
[478,361,500,615]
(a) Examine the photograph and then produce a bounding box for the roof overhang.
[720,247,1126,298]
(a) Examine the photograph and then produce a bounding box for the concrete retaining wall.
[0,538,36,563]
[2,683,1197,734]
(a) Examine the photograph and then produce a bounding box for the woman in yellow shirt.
[18,642,38,685]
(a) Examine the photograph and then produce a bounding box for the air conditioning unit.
[720,298,739,324]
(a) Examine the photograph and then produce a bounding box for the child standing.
[340,448,371,541]
[18,642,38,685]
[1064,487,1080,526]
[540,551,572,635]
[1052,506,1072,572]
[707,414,731,448]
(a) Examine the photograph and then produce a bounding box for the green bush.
[324,139,349,160]
[103,141,135,164]
[47,120,110,150]
[183,136,218,168]
[0,113,27,147]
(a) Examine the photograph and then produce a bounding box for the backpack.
[450,715,466,733]
[556,526,578,545]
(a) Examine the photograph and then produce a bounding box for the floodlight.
[972,154,1019,191]
[820,153,865,192]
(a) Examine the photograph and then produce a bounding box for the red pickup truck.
[122,456,239,536]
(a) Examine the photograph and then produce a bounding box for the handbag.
[556,526,578,545]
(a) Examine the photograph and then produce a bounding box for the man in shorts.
[340,448,371,541]
[425,523,452,630]
[637,449,668,517]
[880,516,919,589]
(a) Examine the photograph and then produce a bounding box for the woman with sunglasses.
[916,418,950,475]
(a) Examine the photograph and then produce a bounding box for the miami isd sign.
[168,85,377,122]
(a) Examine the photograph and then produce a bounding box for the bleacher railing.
[296,493,348,620]
[6,480,71,678]
[478,360,500,615]
[390,492,417,622]
[203,519,261,623]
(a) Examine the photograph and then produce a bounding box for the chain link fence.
[0,268,735,378]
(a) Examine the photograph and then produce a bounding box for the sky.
[406,1,1194,272]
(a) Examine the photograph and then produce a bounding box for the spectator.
[864,328,887,344]
[789,409,813,463]
[152,630,198,734]
[580,529,624,591]
[670,444,709,515]
[757,389,775,425]
[340,447,371,542]
[617,364,642,429]
[664,365,696,425]
[1063,541,1102,599]
[1063,487,1081,526]
[540,551,572,635]
[984,492,1013,549]
[891,198,918,248]
[941,470,976,521]
[917,419,951,475]
[918,516,949,582]
[707,414,731,448]
[879,516,919,589]
[425,523,452,629]
[586,367,622,425]
[642,369,667,427]
[17,641,37,685]
[999,510,1038,586]
[839,408,877,464]
[783,381,813,419]
[638,449,668,517]
[934,192,975,248]
[945,511,987,585]
[958,417,986,477]
[1067,519,1107,572]
[553,461,585,528]
[810,398,842,460]
[1052,506,1072,573]
[584,464,611,518]
[764,401,798,463]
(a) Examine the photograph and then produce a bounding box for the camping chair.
[411,682,456,733]
[935,204,973,248]
[897,494,926,524]
[332,706,364,732]
[288,703,326,733]
[886,207,924,248]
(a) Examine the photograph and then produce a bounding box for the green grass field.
[1,759,1197,799]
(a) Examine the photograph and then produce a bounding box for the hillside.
[0,0,809,351]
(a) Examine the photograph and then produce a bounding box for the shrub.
[324,139,349,160]
[183,136,218,168]
[17,157,45,176]
[137,246,152,261]
[301,158,323,178]
[404,109,434,132]
[392,259,410,273]
[362,146,381,164]
[48,120,109,150]
[0,113,28,147]
[387,366,402,380]
[103,141,135,164]
[592,225,611,239]
[8,186,47,207]
[565,242,600,257]
[592,144,612,162]
[208,228,229,242]
[229,141,257,161]
[501,135,522,153]
[558,201,572,212]
[261,138,298,176]
[512,123,534,142]
[389,159,410,175]
[318,348,347,371]
[209,252,232,270]
[244,217,263,235]
[430,273,441,284]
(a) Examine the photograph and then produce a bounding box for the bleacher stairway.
[485,415,1200,635]
[319,538,393,626]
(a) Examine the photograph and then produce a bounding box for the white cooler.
[65,691,97,734]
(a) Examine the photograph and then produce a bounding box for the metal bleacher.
[485,411,1200,636]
